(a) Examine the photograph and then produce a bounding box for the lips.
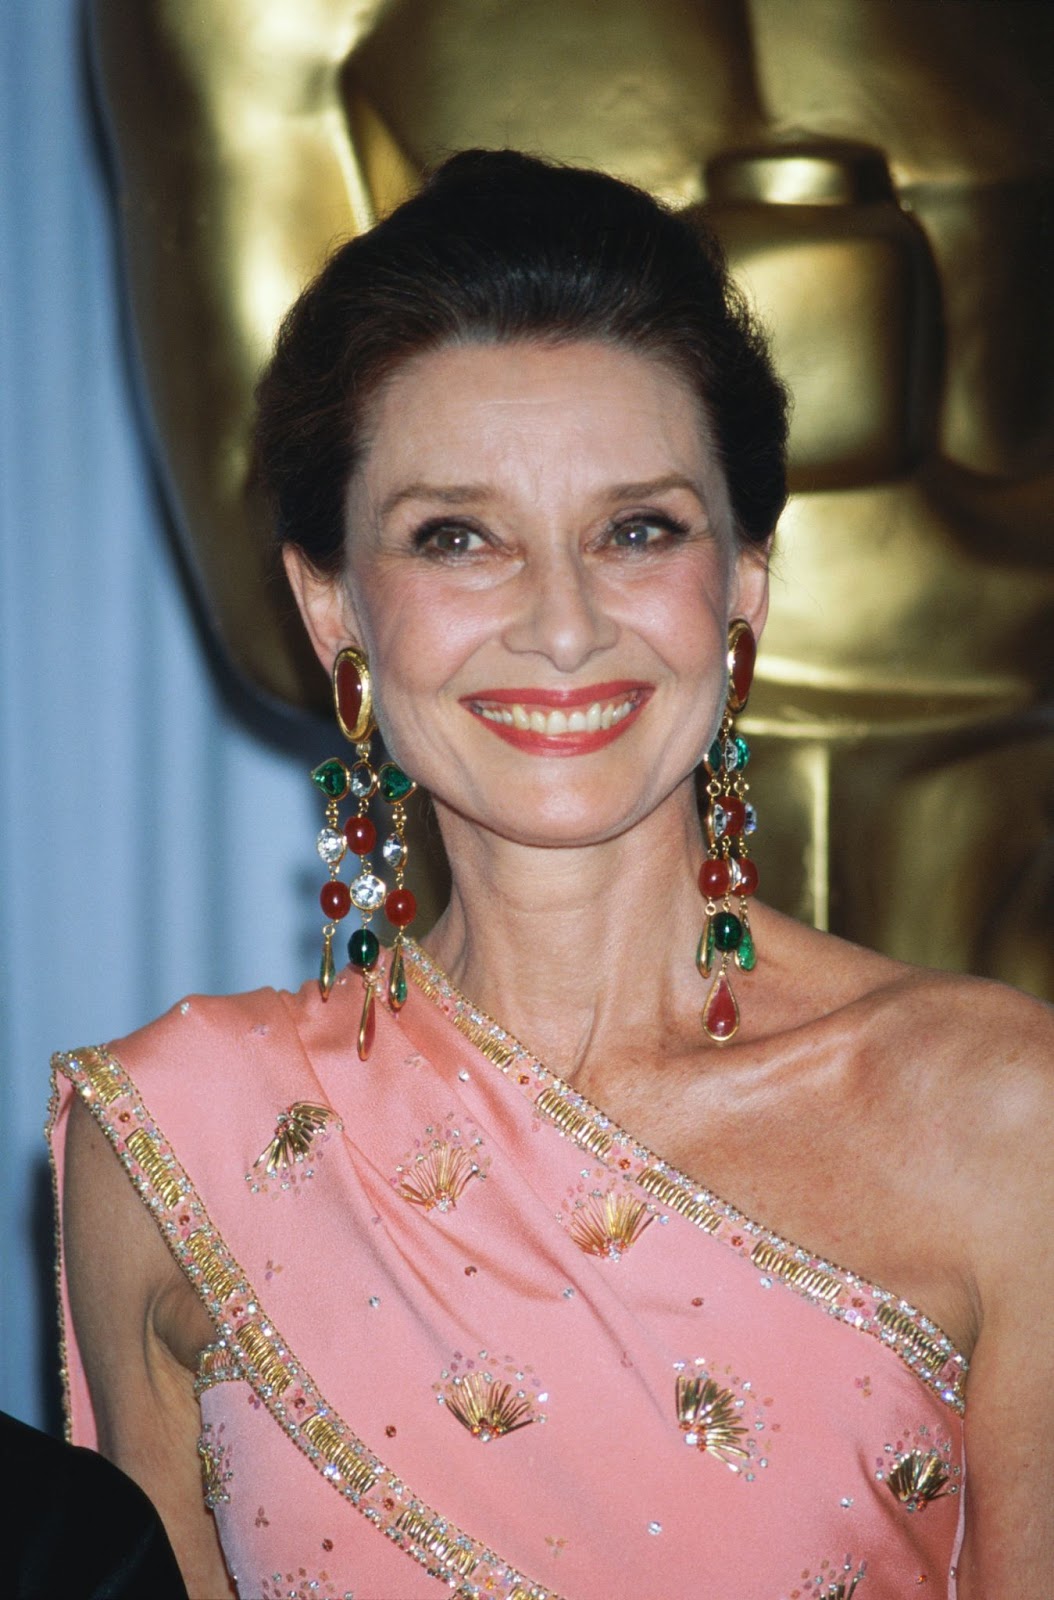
[461,682,652,755]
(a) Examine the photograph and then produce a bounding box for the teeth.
[475,696,638,732]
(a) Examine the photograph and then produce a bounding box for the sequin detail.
[396,1142,480,1212]
[198,1421,233,1508]
[440,1372,536,1442]
[885,1450,952,1511]
[405,943,968,1412]
[51,1047,561,1600]
[567,1191,653,1260]
[253,1104,338,1177]
[676,1374,750,1467]
[778,1555,867,1598]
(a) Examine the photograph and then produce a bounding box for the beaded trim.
[404,944,968,1414]
[51,1046,561,1600]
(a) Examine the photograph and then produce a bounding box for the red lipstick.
[460,681,653,757]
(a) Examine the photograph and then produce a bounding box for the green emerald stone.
[707,740,723,773]
[311,758,350,801]
[736,923,757,971]
[348,927,380,970]
[378,763,415,802]
[734,736,751,768]
[712,911,743,953]
[696,916,716,977]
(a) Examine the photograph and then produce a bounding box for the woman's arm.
[954,998,1054,1594]
[64,1095,235,1599]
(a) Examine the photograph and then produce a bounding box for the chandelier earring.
[309,646,417,1060]
[696,619,760,1044]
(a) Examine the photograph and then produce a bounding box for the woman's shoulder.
[768,906,1054,1153]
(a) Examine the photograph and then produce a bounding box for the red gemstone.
[385,888,417,928]
[702,970,739,1041]
[719,795,746,836]
[320,880,352,919]
[335,653,364,735]
[344,815,377,855]
[699,858,731,897]
[735,858,759,896]
[728,623,756,711]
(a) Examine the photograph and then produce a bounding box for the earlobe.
[281,545,361,672]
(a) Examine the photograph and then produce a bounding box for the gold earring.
[696,619,759,1044]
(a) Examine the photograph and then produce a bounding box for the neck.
[422,778,709,1075]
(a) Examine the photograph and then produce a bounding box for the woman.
[51,152,1052,1598]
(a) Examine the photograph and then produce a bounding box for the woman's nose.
[500,548,618,672]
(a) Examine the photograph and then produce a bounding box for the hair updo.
[254,149,789,572]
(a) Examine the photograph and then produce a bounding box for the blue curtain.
[1,1,319,1430]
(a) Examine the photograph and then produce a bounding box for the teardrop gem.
[379,763,416,802]
[702,969,739,1043]
[388,943,408,1010]
[319,933,336,1000]
[706,739,724,774]
[358,981,376,1061]
[696,915,716,977]
[311,759,350,801]
[736,922,757,972]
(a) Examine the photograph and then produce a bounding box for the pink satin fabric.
[50,948,967,1599]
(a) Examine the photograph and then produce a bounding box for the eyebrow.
[378,473,710,519]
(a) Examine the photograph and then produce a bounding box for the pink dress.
[49,943,967,1599]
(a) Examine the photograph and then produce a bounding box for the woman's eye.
[415,522,487,556]
[607,515,689,550]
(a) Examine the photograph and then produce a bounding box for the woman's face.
[289,339,769,849]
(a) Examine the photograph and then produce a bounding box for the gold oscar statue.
[88,0,1054,997]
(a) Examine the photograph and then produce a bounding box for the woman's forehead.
[356,338,729,515]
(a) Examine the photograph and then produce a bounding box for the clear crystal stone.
[712,803,729,838]
[382,834,406,868]
[350,762,375,798]
[744,804,758,835]
[723,739,740,770]
[316,828,346,866]
[351,873,386,911]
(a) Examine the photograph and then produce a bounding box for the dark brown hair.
[254,149,788,571]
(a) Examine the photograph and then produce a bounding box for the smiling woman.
[50,151,1053,1599]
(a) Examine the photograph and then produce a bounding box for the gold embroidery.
[886,1449,952,1510]
[394,1508,478,1578]
[254,1103,335,1174]
[185,1230,239,1304]
[535,1086,613,1158]
[195,1342,241,1392]
[409,967,521,1070]
[235,1323,291,1395]
[875,1303,946,1374]
[675,1375,750,1467]
[443,1373,535,1441]
[750,1241,841,1303]
[635,1168,722,1232]
[568,1193,653,1259]
[77,1046,123,1105]
[301,1413,376,1495]
[398,1142,479,1211]
[124,1128,183,1209]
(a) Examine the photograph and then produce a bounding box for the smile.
[461,682,652,755]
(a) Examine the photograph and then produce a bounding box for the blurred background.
[2,0,1051,1433]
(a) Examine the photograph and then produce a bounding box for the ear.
[282,546,361,674]
[729,539,771,642]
